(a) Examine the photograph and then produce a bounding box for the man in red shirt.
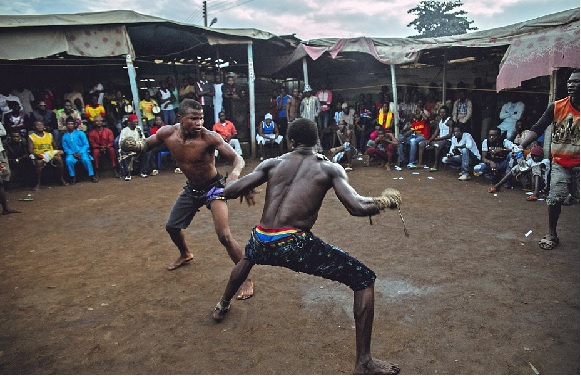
[88,115,117,178]
[398,107,431,169]
[212,112,242,156]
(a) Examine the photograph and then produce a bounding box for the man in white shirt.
[497,93,525,141]
[119,114,152,180]
[474,128,515,182]
[441,126,481,181]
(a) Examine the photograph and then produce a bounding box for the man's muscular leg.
[353,284,400,375]
[166,226,194,270]
[210,200,254,299]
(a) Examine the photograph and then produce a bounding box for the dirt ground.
[0,157,579,375]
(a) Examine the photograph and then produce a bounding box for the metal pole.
[248,42,257,158]
[302,57,309,88]
[543,70,557,159]
[203,1,207,27]
[390,64,399,138]
[125,54,144,131]
[442,51,447,104]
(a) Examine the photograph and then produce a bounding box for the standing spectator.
[212,73,224,124]
[166,76,180,118]
[376,102,394,132]
[268,89,279,122]
[276,87,292,141]
[89,81,105,105]
[158,80,177,126]
[222,75,238,121]
[213,111,242,156]
[316,84,333,132]
[139,91,158,136]
[10,86,34,117]
[88,115,117,178]
[441,126,481,181]
[473,128,515,183]
[300,85,321,123]
[62,117,97,184]
[0,158,20,214]
[286,88,301,123]
[497,92,525,141]
[517,69,579,250]
[84,94,106,129]
[195,72,215,129]
[28,120,67,190]
[107,90,132,135]
[452,82,473,134]
[179,76,197,101]
[39,88,54,110]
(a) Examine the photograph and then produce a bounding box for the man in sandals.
[212,118,401,375]
[121,99,254,299]
[517,69,579,250]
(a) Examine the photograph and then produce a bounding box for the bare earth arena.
[0,158,578,374]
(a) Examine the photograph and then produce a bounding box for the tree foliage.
[407,0,477,38]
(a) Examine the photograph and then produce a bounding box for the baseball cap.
[128,114,138,122]
[265,113,273,120]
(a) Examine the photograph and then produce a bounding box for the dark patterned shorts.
[244,227,376,291]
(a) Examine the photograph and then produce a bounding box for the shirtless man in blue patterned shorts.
[212,118,402,374]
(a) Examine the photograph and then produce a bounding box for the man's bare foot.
[32,186,40,192]
[212,301,231,322]
[354,358,400,375]
[236,279,254,300]
[167,254,194,270]
[2,209,21,215]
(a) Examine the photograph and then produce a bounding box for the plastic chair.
[157,150,171,170]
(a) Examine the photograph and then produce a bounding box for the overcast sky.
[5,0,579,40]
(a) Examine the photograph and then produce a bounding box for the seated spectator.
[213,111,242,156]
[441,126,481,181]
[28,120,67,191]
[84,94,106,129]
[31,101,58,141]
[119,114,152,180]
[330,120,358,171]
[57,100,84,145]
[88,115,117,178]
[398,107,431,169]
[363,128,398,170]
[62,117,98,184]
[418,105,454,171]
[473,128,515,183]
[2,101,27,136]
[488,145,550,201]
[256,113,283,161]
[4,131,30,185]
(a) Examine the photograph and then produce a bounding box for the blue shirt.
[62,129,90,156]
[276,94,292,118]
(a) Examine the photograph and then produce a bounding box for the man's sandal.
[212,300,231,322]
[488,187,499,193]
[526,195,538,201]
[538,235,559,250]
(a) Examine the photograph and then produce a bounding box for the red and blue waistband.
[254,225,304,242]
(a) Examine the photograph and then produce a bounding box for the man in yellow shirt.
[28,120,67,191]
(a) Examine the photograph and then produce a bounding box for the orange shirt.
[551,96,579,168]
[213,120,237,140]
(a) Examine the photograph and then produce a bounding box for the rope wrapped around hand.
[120,137,147,153]
[370,188,409,237]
